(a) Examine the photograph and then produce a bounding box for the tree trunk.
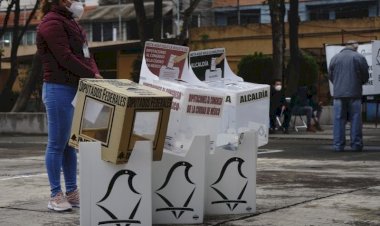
[153,0,162,41]
[11,53,42,112]
[0,0,20,110]
[286,0,300,96]
[176,0,202,45]
[133,0,147,47]
[269,0,285,82]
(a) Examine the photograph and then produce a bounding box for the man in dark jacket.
[269,79,291,134]
[328,40,369,152]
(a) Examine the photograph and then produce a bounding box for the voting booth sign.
[139,41,225,155]
[79,141,153,226]
[325,41,380,96]
[189,48,270,147]
[69,79,173,164]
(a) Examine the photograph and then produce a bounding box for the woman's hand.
[94,74,103,79]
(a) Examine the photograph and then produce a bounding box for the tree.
[237,53,273,85]
[175,0,202,45]
[267,0,286,82]
[131,0,202,82]
[0,0,16,73]
[133,0,147,47]
[11,54,42,112]
[286,0,300,96]
[0,0,40,111]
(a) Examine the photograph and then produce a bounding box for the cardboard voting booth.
[325,41,380,96]
[189,48,270,147]
[69,79,173,164]
[206,131,258,215]
[80,141,152,226]
[152,135,209,224]
[139,41,225,155]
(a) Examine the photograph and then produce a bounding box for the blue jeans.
[292,106,313,126]
[42,82,77,197]
[333,98,363,150]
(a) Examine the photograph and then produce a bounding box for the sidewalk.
[269,123,379,142]
[0,123,378,144]
[0,124,379,225]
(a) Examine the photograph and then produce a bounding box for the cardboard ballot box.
[69,79,173,164]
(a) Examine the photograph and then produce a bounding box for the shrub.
[237,52,273,84]
[297,52,319,87]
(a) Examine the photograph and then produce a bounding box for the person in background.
[328,40,369,152]
[269,79,291,134]
[290,86,317,132]
[307,85,323,131]
[37,0,102,212]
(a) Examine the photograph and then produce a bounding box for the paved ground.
[0,124,379,226]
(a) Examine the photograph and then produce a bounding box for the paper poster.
[144,41,189,80]
[325,42,380,96]
[189,48,225,81]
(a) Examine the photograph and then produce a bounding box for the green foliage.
[237,52,273,84]
[297,52,319,87]
[200,34,209,42]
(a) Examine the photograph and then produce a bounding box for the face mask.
[67,1,84,19]
[275,85,282,91]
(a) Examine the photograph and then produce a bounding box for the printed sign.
[144,41,188,80]
[189,48,225,81]
[186,94,224,117]
[325,42,380,96]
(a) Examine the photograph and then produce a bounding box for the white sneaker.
[47,192,72,212]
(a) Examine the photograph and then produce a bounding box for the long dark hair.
[40,0,60,17]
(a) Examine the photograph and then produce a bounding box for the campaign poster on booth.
[144,41,188,80]
[325,42,380,96]
[189,48,225,81]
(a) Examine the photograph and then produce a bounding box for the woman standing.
[37,0,102,212]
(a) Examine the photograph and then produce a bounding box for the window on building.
[335,4,369,19]
[2,32,12,47]
[25,31,35,45]
[92,23,102,41]
[240,9,260,24]
[308,6,330,20]
[308,1,374,21]
[215,9,260,26]
[126,20,139,40]
[102,22,113,41]
[190,14,201,28]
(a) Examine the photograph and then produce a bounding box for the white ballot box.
[152,135,209,224]
[206,130,258,215]
[189,48,270,147]
[140,41,225,156]
[79,141,153,226]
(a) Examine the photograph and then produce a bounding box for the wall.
[0,113,47,134]
[189,16,380,72]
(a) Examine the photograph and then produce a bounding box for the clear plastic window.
[129,110,162,150]
[80,97,114,146]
